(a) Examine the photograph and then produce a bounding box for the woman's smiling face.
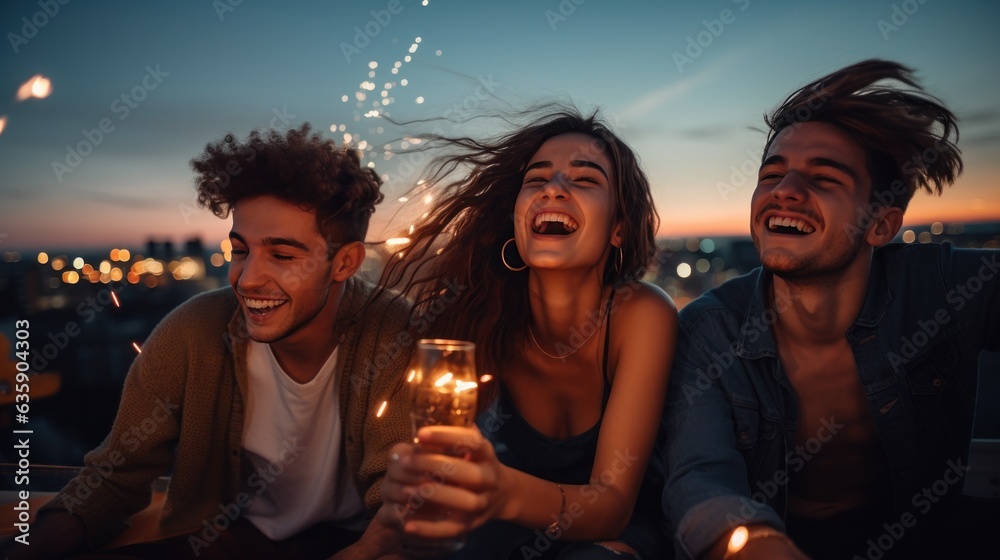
[514,132,620,271]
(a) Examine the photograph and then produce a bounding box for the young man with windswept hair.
[662,60,998,560]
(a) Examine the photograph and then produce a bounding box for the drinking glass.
[401,339,478,557]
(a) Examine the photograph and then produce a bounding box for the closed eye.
[813,175,843,185]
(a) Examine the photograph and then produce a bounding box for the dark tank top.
[472,287,671,558]
[478,288,621,485]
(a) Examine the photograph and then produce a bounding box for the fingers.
[395,450,499,492]
[415,426,497,463]
[381,429,499,537]
[401,517,474,540]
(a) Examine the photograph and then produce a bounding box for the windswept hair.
[192,123,384,249]
[764,59,962,212]
[375,107,658,407]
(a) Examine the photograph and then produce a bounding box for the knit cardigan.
[39,277,414,549]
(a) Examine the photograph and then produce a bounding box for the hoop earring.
[501,238,527,272]
[614,246,623,277]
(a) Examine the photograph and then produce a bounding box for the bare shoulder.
[611,281,678,327]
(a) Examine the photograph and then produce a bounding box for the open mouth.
[766,216,815,236]
[244,297,288,316]
[532,212,579,236]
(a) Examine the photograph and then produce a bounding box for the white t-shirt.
[239,340,367,539]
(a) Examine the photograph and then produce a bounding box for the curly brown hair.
[192,123,385,252]
[375,107,659,409]
[764,59,962,212]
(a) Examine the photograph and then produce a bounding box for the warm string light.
[376,400,388,418]
[111,291,121,308]
[131,342,142,354]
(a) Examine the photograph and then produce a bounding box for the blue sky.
[1,0,998,251]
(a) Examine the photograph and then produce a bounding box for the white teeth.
[767,216,815,234]
[245,298,287,309]
[533,212,579,232]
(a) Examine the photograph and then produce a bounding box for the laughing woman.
[376,109,677,559]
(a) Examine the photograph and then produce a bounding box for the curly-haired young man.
[7,125,413,559]
[662,60,999,560]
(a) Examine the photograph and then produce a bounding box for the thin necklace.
[527,291,608,360]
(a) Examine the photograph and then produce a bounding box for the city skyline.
[2,0,998,251]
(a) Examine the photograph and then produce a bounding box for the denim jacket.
[661,243,1000,559]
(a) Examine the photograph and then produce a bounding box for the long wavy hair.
[375,107,658,409]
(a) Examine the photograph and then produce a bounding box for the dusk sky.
[1,0,998,252]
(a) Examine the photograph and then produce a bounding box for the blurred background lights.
[16,74,52,100]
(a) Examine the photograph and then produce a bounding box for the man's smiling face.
[227,195,339,344]
[750,121,875,279]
